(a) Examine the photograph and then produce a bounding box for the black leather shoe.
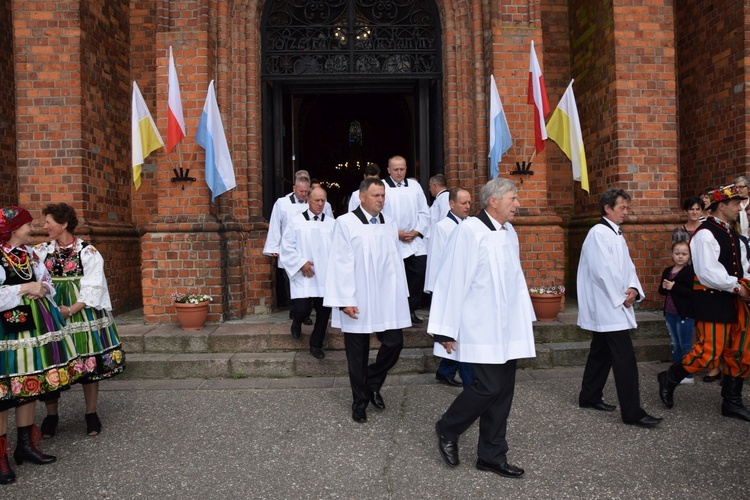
[703,373,722,383]
[624,414,663,428]
[579,401,616,412]
[310,347,325,359]
[476,458,524,478]
[436,373,462,387]
[303,317,313,326]
[371,392,385,410]
[290,321,302,339]
[435,422,459,467]
[352,409,367,423]
[411,312,423,324]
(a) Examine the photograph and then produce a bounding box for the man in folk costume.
[658,184,750,422]
[263,174,310,313]
[429,178,536,479]
[324,178,411,424]
[577,188,662,428]
[424,187,474,388]
[381,155,430,324]
[279,186,335,359]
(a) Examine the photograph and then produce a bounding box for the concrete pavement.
[5,363,749,498]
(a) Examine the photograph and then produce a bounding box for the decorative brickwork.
[0,2,16,207]
[1,0,748,321]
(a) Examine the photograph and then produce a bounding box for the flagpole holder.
[510,161,534,176]
[171,167,196,187]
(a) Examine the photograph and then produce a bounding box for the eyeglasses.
[737,184,748,189]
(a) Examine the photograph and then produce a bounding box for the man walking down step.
[280,186,335,359]
[324,178,411,424]
[658,184,750,422]
[429,178,536,479]
[577,188,662,428]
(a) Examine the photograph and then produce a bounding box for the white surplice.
[576,219,645,332]
[382,178,430,258]
[429,189,450,233]
[347,189,360,213]
[279,211,335,299]
[263,195,309,265]
[424,213,460,293]
[323,210,411,334]
[427,214,536,364]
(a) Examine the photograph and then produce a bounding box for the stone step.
[119,339,671,380]
[118,311,670,355]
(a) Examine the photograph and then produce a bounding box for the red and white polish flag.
[167,46,186,154]
[527,40,550,154]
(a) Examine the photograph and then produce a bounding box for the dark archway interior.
[296,93,413,215]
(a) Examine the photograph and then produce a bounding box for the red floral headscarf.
[0,206,33,244]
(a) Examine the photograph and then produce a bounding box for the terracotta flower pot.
[530,294,563,322]
[173,301,209,331]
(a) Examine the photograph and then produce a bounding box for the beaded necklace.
[1,247,33,281]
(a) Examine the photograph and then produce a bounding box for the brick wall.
[676,0,749,196]
[0,1,16,207]
[566,0,680,309]
[11,0,140,313]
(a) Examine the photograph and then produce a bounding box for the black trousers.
[275,267,291,307]
[438,361,517,465]
[344,330,403,410]
[290,297,331,349]
[579,330,647,422]
[403,254,427,312]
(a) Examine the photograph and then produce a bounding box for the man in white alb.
[324,178,411,424]
[381,155,430,324]
[429,178,536,479]
[280,186,335,359]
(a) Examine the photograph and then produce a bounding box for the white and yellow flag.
[546,79,589,193]
[131,81,164,190]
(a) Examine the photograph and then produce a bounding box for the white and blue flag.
[196,80,236,201]
[489,74,512,179]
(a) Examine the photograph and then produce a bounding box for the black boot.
[0,435,15,485]
[721,376,750,422]
[13,425,56,465]
[658,363,689,408]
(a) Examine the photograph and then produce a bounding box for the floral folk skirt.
[53,277,125,382]
[0,296,83,410]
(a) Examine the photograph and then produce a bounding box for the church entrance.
[260,0,444,219]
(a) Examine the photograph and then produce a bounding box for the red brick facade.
[2,0,748,322]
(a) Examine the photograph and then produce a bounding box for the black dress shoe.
[436,373,462,387]
[411,312,424,324]
[476,458,524,478]
[352,409,367,423]
[435,422,459,467]
[290,321,302,339]
[579,401,616,412]
[703,373,722,383]
[303,317,313,326]
[624,414,663,428]
[371,391,385,410]
[310,347,325,359]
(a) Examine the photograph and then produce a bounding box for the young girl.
[659,241,696,383]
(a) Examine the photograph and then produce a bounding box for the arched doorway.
[261,0,444,218]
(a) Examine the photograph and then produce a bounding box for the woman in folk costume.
[35,203,125,438]
[0,206,82,485]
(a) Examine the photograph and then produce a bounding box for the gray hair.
[294,170,310,185]
[733,175,750,186]
[429,174,447,188]
[479,178,517,209]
